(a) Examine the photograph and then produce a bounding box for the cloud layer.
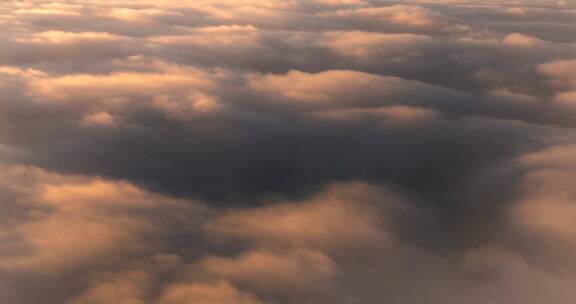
[1,0,576,303]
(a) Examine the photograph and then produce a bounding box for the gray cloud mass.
[1,0,576,303]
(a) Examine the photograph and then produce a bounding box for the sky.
[0,0,576,303]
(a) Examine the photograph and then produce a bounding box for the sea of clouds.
[1,0,576,303]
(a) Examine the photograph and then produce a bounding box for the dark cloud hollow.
[1,0,576,303]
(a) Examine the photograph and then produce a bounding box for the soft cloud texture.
[1,0,576,303]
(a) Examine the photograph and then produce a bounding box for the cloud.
[309,105,439,125]
[0,166,204,274]
[1,0,576,303]
[27,67,212,104]
[157,281,263,304]
[70,270,150,304]
[194,249,336,294]
[319,4,472,34]
[507,144,576,272]
[205,182,397,253]
[248,70,419,106]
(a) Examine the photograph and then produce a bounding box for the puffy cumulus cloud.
[318,4,472,34]
[204,182,399,253]
[157,281,263,304]
[193,249,336,295]
[80,111,118,127]
[26,63,213,104]
[1,0,576,303]
[506,144,576,271]
[17,31,127,44]
[248,70,438,107]
[0,166,209,303]
[3,173,576,303]
[415,1,576,43]
[501,32,545,47]
[538,59,576,107]
[0,166,204,274]
[308,105,439,126]
[320,30,433,59]
[538,59,576,87]
[70,270,151,304]
[57,181,576,304]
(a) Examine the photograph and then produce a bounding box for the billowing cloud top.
[1,0,576,303]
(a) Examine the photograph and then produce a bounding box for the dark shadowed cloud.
[1,0,576,303]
